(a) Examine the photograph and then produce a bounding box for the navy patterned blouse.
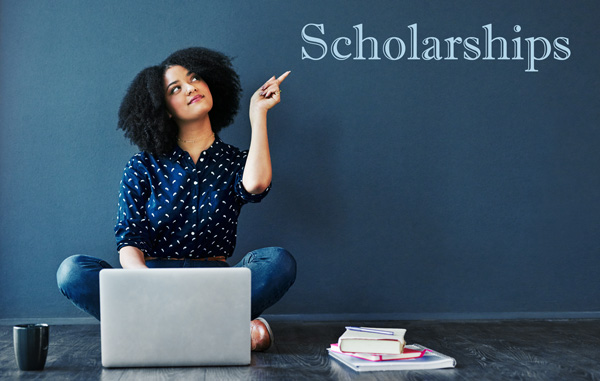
[114,137,270,259]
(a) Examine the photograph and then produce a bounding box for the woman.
[56,47,296,352]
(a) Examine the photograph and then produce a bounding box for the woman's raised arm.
[242,71,290,194]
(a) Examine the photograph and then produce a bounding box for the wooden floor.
[1,319,599,380]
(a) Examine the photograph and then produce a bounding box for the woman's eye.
[191,75,200,82]
[170,86,180,95]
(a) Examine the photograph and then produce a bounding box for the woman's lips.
[188,95,203,105]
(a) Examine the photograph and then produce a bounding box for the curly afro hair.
[118,47,242,156]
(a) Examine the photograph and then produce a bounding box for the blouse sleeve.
[233,150,271,204]
[114,158,152,254]
[234,171,271,204]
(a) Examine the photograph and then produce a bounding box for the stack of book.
[327,327,456,372]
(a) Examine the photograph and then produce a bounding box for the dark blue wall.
[1,1,598,321]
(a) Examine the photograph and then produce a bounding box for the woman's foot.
[251,317,274,351]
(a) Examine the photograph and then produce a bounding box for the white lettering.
[444,37,463,60]
[512,25,523,60]
[408,23,419,60]
[332,37,352,60]
[525,36,551,72]
[422,37,442,60]
[483,24,509,60]
[463,37,481,60]
[301,23,327,60]
[299,22,571,72]
[553,37,571,60]
[354,24,380,60]
[383,37,406,60]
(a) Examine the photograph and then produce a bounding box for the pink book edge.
[329,344,427,362]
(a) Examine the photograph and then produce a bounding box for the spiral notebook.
[328,344,456,372]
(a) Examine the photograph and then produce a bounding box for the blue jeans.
[56,247,296,321]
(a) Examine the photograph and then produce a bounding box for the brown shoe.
[250,317,274,351]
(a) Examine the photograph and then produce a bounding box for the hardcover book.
[338,327,406,354]
[329,343,425,361]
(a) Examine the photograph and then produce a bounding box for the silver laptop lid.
[100,267,251,367]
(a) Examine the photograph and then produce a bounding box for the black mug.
[13,324,49,371]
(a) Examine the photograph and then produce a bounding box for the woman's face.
[163,65,213,124]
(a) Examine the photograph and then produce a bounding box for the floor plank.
[1,320,599,380]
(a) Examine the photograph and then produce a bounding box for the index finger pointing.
[277,71,291,84]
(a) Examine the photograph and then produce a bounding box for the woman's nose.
[185,84,197,95]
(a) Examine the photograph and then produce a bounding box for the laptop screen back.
[100,267,251,367]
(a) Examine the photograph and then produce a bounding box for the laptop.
[99,267,251,367]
